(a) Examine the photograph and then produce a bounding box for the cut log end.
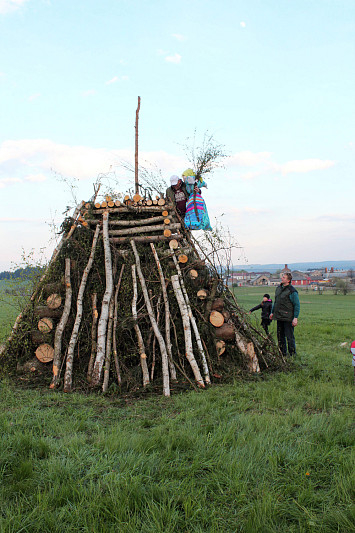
[35,344,54,363]
[189,269,198,279]
[169,239,179,250]
[209,310,225,328]
[178,254,188,264]
[197,289,208,300]
[46,294,62,309]
[37,317,53,332]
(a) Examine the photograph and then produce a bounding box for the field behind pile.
[0,285,354,532]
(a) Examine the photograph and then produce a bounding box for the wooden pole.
[112,264,125,385]
[131,239,170,397]
[131,264,150,387]
[50,258,72,389]
[171,275,205,388]
[92,212,114,386]
[150,243,177,381]
[63,224,100,392]
[135,96,141,195]
[172,253,211,384]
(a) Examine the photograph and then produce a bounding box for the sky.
[0,0,354,271]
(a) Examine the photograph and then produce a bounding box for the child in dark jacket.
[249,294,273,334]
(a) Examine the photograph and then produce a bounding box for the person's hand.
[248,311,251,315]
[292,318,298,326]
[269,313,273,320]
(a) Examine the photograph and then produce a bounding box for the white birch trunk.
[171,275,205,388]
[112,264,125,385]
[50,258,72,389]
[92,212,114,386]
[63,224,100,392]
[172,253,211,384]
[131,240,170,397]
[150,243,177,381]
[102,294,115,392]
[131,265,150,386]
[235,332,260,373]
[87,293,98,382]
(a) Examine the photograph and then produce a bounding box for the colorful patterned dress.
[184,179,212,231]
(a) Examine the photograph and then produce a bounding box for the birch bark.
[131,240,170,396]
[50,258,72,389]
[112,264,125,385]
[131,265,150,386]
[92,212,114,386]
[171,275,205,388]
[63,224,100,392]
[87,293,98,382]
[172,253,210,384]
[150,243,177,381]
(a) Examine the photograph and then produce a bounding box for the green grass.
[0,287,354,532]
[0,280,27,340]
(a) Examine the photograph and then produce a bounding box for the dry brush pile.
[0,192,287,396]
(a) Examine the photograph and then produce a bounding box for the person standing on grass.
[249,293,273,334]
[269,272,300,356]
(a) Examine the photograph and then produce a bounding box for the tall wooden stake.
[135,96,141,195]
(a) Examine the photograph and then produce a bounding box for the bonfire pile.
[1,192,285,396]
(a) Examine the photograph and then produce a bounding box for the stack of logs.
[10,191,267,394]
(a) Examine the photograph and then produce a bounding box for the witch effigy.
[181,168,212,231]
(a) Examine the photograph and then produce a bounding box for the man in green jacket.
[270,272,300,356]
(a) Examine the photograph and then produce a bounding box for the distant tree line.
[0,266,44,281]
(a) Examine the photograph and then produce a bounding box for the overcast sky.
[0,0,354,270]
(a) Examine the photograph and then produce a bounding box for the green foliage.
[0,288,354,531]
[181,131,228,181]
[333,278,350,295]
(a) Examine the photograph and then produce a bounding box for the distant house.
[281,264,291,274]
[249,273,271,286]
[291,271,311,286]
[226,271,251,286]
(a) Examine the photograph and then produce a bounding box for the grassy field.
[0,286,354,532]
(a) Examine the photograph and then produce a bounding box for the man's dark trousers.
[277,321,296,355]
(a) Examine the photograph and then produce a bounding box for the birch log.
[102,294,115,392]
[50,258,72,389]
[92,212,114,386]
[171,275,205,388]
[235,331,260,373]
[108,222,180,236]
[131,265,150,386]
[131,240,170,396]
[150,243,177,381]
[172,253,210,384]
[87,293,98,382]
[112,264,125,385]
[63,224,100,392]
